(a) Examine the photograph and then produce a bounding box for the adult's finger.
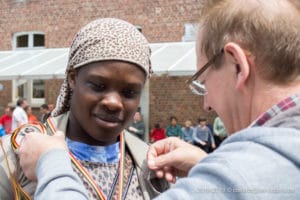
[149,147,184,170]
[147,137,182,166]
[150,144,208,173]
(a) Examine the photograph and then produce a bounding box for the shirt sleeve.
[35,149,89,200]
[153,151,252,200]
[213,118,221,136]
[192,128,202,143]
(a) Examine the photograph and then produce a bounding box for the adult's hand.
[18,131,67,181]
[147,137,207,183]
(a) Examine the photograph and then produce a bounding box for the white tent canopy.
[0,42,196,80]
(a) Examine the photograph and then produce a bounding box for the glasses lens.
[190,80,207,95]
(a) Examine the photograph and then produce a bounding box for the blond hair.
[198,0,300,83]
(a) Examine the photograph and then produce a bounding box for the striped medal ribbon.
[46,117,126,200]
[11,122,47,151]
[9,122,47,200]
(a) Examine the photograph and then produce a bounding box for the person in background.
[25,106,38,124]
[48,103,55,113]
[213,116,227,147]
[127,111,146,140]
[192,117,211,152]
[150,123,165,143]
[11,98,28,131]
[166,116,182,138]
[181,120,194,144]
[0,106,13,134]
[40,104,50,123]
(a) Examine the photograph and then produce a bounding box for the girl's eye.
[88,82,105,92]
[122,89,140,99]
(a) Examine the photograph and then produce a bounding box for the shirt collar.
[251,93,300,127]
[66,138,120,163]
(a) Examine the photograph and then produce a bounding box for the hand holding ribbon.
[18,131,67,181]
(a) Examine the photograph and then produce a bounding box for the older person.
[148,0,300,199]
[0,18,168,200]
[14,0,300,199]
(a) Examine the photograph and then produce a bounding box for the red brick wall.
[0,0,202,50]
[149,75,216,130]
[44,79,63,106]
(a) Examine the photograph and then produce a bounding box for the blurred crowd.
[150,116,227,153]
[0,97,54,136]
[126,112,227,153]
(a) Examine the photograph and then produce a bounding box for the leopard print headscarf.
[52,18,151,117]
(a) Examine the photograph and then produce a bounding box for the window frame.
[13,31,45,50]
[12,79,46,107]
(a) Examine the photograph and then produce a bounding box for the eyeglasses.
[187,49,224,96]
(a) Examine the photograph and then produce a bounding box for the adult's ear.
[67,68,77,90]
[223,43,251,91]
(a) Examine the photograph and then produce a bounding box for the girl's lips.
[92,113,123,128]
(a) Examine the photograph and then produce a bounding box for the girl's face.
[68,61,146,145]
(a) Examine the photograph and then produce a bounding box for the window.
[32,80,45,98]
[16,35,28,47]
[13,79,45,106]
[33,34,45,47]
[13,32,45,49]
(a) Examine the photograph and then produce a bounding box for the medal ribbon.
[46,117,126,200]
[11,122,46,151]
[3,137,31,200]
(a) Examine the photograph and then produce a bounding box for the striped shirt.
[251,93,300,127]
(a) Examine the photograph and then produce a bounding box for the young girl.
[0,18,168,200]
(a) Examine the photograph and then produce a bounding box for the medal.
[11,122,46,151]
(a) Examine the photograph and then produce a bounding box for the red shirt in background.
[0,115,12,134]
[150,128,165,142]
